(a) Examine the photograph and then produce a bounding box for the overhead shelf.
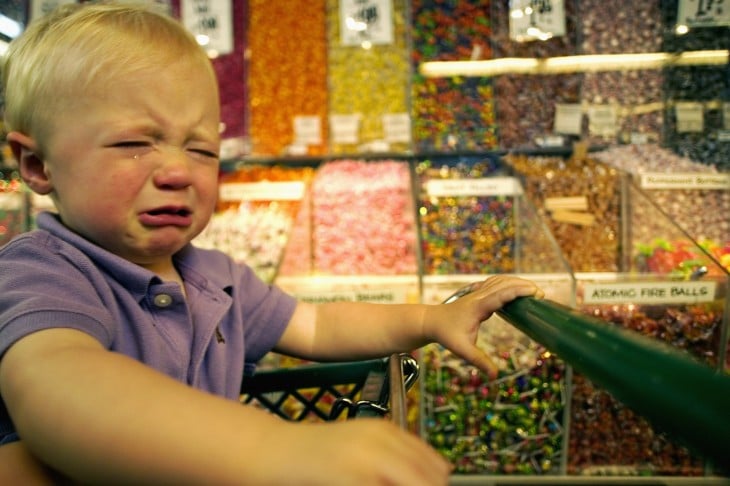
[419,49,729,77]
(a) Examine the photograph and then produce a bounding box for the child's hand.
[265,419,451,485]
[426,275,544,379]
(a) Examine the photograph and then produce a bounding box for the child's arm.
[276,275,543,378]
[0,441,61,485]
[0,328,451,485]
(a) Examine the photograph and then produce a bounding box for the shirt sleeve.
[0,233,115,358]
[235,265,298,375]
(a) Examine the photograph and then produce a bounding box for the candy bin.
[193,164,314,284]
[325,0,411,154]
[0,167,28,246]
[490,0,583,150]
[503,150,623,273]
[276,158,420,305]
[247,0,329,156]
[567,181,729,477]
[593,144,729,275]
[311,159,418,276]
[578,0,664,146]
[274,158,421,427]
[661,1,730,171]
[416,154,509,276]
[410,0,498,152]
[416,154,574,476]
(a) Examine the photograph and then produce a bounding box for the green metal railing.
[496,297,730,470]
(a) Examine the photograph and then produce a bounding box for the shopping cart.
[241,352,419,427]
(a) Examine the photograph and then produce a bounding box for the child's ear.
[6,131,53,195]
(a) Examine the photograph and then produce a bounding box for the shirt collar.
[36,212,234,300]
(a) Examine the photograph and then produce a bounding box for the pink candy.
[310,160,418,275]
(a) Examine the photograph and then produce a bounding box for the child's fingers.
[451,343,499,380]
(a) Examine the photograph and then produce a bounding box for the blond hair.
[2,1,217,152]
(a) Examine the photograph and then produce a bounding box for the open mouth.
[147,207,191,217]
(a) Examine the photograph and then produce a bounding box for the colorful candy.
[422,316,565,475]
[503,154,621,272]
[415,156,518,275]
[569,301,723,475]
[410,0,498,152]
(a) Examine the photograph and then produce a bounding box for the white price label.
[509,0,566,41]
[583,281,716,305]
[0,192,23,211]
[424,177,522,197]
[554,103,583,135]
[630,132,650,144]
[295,288,406,304]
[588,105,618,137]
[181,0,233,56]
[675,102,704,133]
[330,114,361,144]
[293,116,322,145]
[382,113,412,143]
[219,181,306,202]
[677,0,730,27]
[640,172,730,190]
[535,135,566,147]
[339,0,394,46]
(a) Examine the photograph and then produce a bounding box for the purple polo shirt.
[0,212,297,442]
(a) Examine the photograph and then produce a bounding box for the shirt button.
[153,294,173,308]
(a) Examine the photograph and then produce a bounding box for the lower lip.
[139,212,193,227]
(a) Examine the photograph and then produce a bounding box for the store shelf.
[420,50,730,77]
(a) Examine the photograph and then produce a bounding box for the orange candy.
[248,1,329,156]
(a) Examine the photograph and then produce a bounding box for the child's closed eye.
[108,140,154,159]
[111,140,152,148]
[192,150,218,159]
[186,147,219,161]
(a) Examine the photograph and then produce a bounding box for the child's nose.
[152,149,193,189]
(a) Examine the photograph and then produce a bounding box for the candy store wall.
[3,1,727,163]
[578,0,664,146]
[224,0,727,167]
